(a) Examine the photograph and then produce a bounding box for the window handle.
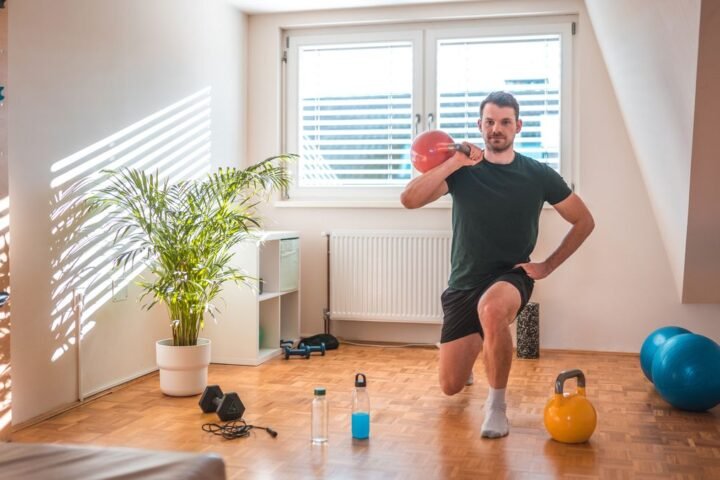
[414,113,421,136]
[427,112,435,130]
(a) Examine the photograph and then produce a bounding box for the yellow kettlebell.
[543,369,597,443]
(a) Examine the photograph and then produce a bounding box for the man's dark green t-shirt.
[445,152,572,290]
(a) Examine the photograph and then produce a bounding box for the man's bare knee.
[479,302,514,335]
[439,376,465,396]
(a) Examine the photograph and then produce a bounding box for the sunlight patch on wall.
[48,87,213,363]
[0,195,8,236]
[0,409,10,433]
[0,194,10,433]
[0,194,9,332]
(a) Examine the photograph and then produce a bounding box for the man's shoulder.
[514,152,544,167]
[514,152,556,177]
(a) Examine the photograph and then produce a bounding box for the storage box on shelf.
[203,231,300,366]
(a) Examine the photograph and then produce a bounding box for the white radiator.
[328,230,451,324]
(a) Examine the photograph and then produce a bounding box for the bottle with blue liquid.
[351,373,370,440]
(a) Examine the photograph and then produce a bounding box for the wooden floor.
[13,345,720,479]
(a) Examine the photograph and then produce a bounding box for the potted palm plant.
[85,157,291,396]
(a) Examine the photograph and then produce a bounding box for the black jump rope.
[202,420,277,440]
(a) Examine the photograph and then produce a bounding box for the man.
[400,91,594,439]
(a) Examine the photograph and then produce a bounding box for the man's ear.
[516,118,523,133]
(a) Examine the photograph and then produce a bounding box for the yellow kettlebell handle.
[555,369,587,397]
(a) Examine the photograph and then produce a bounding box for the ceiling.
[227,0,476,15]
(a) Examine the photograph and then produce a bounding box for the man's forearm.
[545,216,595,272]
[400,159,461,209]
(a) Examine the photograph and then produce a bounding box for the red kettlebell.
[410,130,471,173]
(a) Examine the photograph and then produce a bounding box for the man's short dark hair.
[480,91,520,120]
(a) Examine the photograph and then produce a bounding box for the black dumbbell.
[299,342,326,356]
[280,339,294,349]
[199,385,245,422]
[284,345,310,359]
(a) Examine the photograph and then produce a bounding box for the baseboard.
[334,339,638,356]
[13,369,159,433]
[82,366,159,399]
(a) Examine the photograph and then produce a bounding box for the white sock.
[486,387,506,409]
[481,388,509,439]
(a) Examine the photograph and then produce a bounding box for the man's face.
[478,103,522,153]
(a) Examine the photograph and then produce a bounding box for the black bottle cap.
[355,373,367,388]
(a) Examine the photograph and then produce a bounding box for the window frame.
[282,16,575,204]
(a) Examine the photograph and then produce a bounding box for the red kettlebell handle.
[422,141,471,156]
[454,143,471,156]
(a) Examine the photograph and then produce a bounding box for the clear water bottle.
[311,387,328,444]
[351,373,370,439]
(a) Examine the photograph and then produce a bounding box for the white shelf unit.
[203,230,300,366]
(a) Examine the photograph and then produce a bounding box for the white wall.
[9,0,247,424]
[684,0,720,302]
[247,0,720,351]
[583,0,702,300]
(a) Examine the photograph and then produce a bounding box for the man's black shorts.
[440,267,534,344]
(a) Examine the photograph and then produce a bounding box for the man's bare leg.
[438,333,483,396]
[477,281,521,438]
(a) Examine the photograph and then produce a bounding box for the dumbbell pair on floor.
[199,385,245,422]
[281,339,326,359]
[199,385,278,438]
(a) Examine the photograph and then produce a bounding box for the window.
[433,34,563,172]
[296,40,415,188]
[284,17,573,202]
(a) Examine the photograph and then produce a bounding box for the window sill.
[274,199,556,209]
[274,199,452,209]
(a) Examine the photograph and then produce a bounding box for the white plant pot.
[155,338,211,396]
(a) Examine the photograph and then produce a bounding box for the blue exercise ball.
[651,333,720,411]
[640,326,691,382]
